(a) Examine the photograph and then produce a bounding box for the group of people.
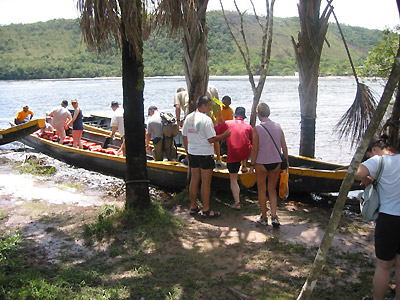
[16,100,125,154]
[167,87,289,227]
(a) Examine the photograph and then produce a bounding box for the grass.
[0,191,382,300]
[16,157,56,176]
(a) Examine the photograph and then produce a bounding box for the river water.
[0,76,385,164]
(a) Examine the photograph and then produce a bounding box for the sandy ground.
[0,142,375,266]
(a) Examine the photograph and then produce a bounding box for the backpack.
[358,156,384,221]
[160,112,179,137]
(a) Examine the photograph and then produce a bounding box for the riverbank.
[0,142,382,299]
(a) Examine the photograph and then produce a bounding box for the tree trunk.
[292,0,332,158]
[121,22,150,209]
[386,83,400,151]
[182,0,209,113]
[297,47,400,300]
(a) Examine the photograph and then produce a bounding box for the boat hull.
[1,119,45,146]
[20,131,256,191]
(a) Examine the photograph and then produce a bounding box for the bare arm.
[250,128,259,168]
[146,132,151,149]
[207,129,231,144]
[67,108,80,126]
[110,126,117,137]
[355,164,373,186]
[175,104,183,127]
[281,130,289,164]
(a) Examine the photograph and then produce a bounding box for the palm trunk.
[387,83,400,151]
[121,23,150,209]
[182,0,209,112]
[292,0,332,158]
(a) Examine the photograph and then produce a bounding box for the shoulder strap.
[260,123,281,156]
[375,156,385,184]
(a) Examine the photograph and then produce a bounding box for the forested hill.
[0,11,383,80]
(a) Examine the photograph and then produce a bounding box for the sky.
[0,0,398,30]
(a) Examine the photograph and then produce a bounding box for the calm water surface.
[0,76,385,164]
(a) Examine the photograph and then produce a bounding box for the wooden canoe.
[83,117,360,193]
[1,119,45,146]
[20,129,257,191]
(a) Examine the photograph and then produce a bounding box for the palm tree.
[78,0,150,208]
[154,0,210,111]
[291,0,333,158]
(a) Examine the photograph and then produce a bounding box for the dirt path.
[0,143,375,268]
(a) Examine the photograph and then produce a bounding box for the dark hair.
[196,95,211,108]
[61,100,68,106]
[366,137,388,153]
[222,95,231,103]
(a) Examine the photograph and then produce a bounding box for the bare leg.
[77,130,83,149]
[214,142,221,162]
[374,258,394,300]
[394,254,400,300]
[255,164,268,218]
[229,173,240,205]
[72,130,79,148]
[200,168,213,212]
[189,167,201,210]
[267,165,281,217]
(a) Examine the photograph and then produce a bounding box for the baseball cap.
[111,101,119,107]
[234,106,246,119]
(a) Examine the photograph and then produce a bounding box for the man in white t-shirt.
[48,100,72,144]
[110,101,125,156]
[182,95,230,218]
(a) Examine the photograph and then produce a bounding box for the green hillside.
[0,11,383,80]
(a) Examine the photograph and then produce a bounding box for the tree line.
[0,12,383,80]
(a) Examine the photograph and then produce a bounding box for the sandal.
[230,203,241,210]
[201,209,221,218]
[189,207,201,216]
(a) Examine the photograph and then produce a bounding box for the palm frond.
[334,83,378,148]
[77,0,149,57]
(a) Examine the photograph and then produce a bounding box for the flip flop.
[201,209,221,218]
[189,207,201,216]
[230,203,241,210]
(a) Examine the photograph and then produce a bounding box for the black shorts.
[188,154,215,170]
[227,161,241,173]
[263,163,279,171]
[375,213,400,261]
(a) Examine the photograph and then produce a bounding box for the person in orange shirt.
[14,105,34,124]
[217,95,234,125]
[217,96,234,158]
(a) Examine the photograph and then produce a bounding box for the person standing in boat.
[250,102,288,227]
[66,99,83,149]
[14,105,34,125]
[215,106,253,210]
[110,101,125,156]
[182,95,231,218]
[174,87,189,128]
[146,106,176,161]
[355,137,400,300]
[48,100,72,144]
